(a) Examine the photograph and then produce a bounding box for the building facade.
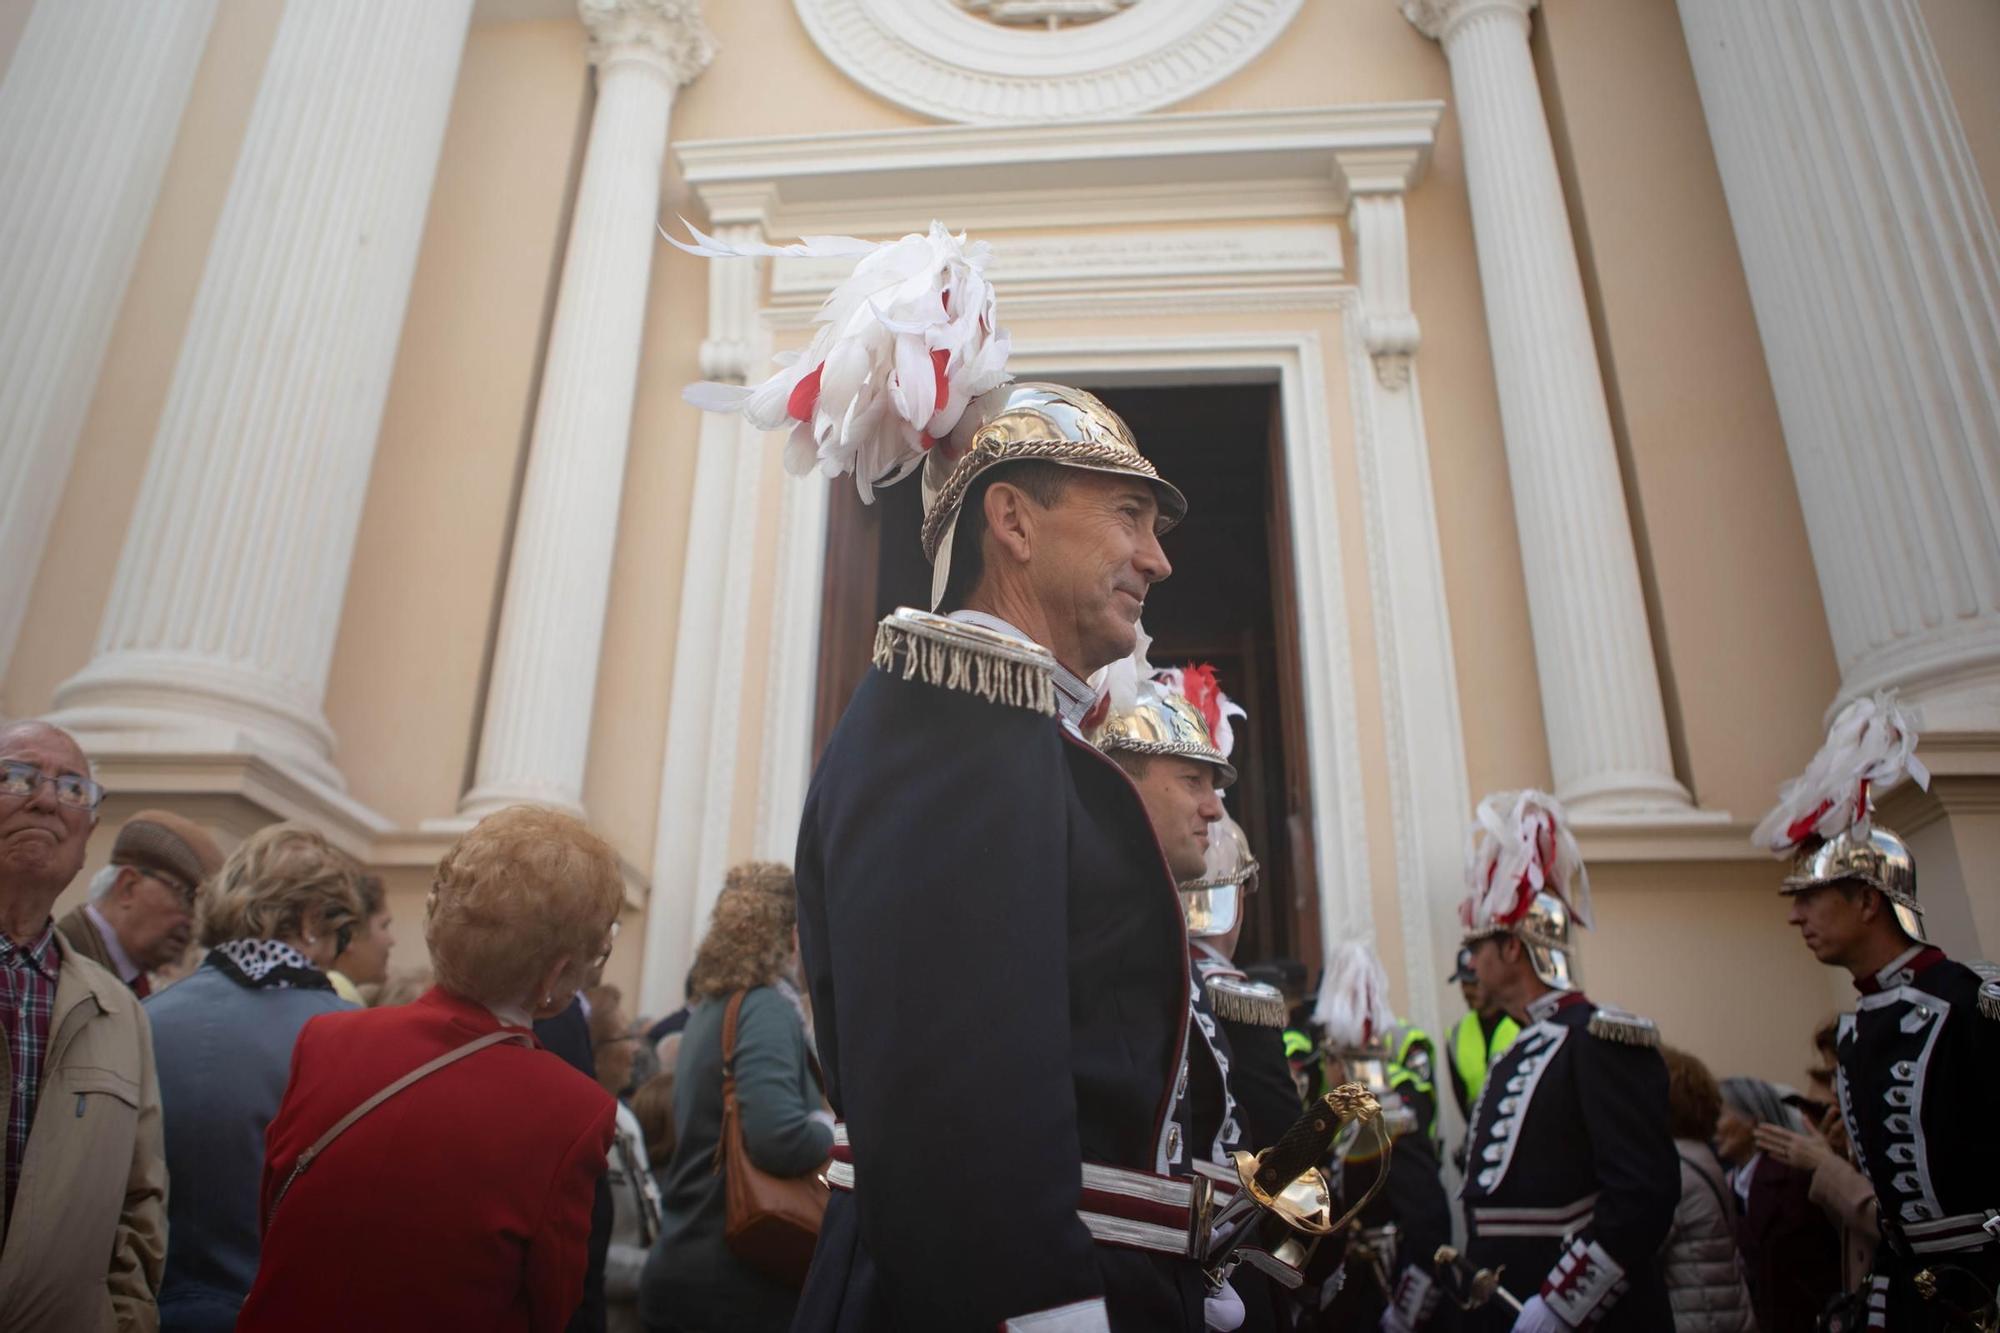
[2,0,1996,1112]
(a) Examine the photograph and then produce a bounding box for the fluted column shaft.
[49,0,474,786]
[0,0,221,686]
[460,0,714,817]
[1678,0,2000,730]
[1404,0,1693,815]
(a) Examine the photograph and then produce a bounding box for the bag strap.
[713,991,749,1174]
[267,1027,530,1226]
[722,990,746,1075]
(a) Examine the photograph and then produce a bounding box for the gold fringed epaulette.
[1588,1005,1660,1048]
[872,608,1056,716]
[1205,975,1289,1028]
[1970,961,2000,1022]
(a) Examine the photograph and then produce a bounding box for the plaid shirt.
[0,921,60,1227]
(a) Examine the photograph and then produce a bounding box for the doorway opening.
[812,382,1321,972]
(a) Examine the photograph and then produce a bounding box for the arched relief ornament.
[793,0,1304,124]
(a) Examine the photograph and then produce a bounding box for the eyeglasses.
[138,870,199,910]
[0,761,105,812]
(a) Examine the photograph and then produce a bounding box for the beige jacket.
[1808,1151,1879,1292]
[0,938,167,1332]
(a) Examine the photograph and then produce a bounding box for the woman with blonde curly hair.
[639,862,832,1333]
[239,806,625,1333]
[143,823,366,1332]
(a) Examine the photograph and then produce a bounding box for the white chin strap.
[928,511,960,612]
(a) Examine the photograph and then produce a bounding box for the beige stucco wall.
[327,18,591,828]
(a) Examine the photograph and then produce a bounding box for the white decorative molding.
[1405,0,1708,820]
[0,0,222,692]
[1340,191,1466,1066]
[580,0,714,84]
[674,104,1444,238]
[793,0,1301,124]
[49,0,475,790]
[754,473,830,861]
[460,0,692,818]
[1677,0,2000,735]
[765,224,1345,326]
[642,222,771,1016]
[958,0,1134,26]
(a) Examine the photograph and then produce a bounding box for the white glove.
[1511,1294,1574,1333]
[1204,1279,1245,1331]
[1379,1306,1415,1333]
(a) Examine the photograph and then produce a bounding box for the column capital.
[580,0,715,84]
[1399,0,1535,46]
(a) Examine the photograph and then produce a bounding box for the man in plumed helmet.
[1309,941,1455,1333]
[1757,693,2000,1332]
[1453,791,1678,1332]
[678,224,1211,1330]
[1092,659,1301,1331]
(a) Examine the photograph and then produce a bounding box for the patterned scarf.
[205,938,333,992]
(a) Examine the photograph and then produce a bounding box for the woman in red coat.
[237,806,625,1333]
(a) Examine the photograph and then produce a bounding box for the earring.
[304,934,316,946]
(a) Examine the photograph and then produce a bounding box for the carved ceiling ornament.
[794,0,1303,124]
[957,0,1137,29]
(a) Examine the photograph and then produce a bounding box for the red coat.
[237,986,616,1333]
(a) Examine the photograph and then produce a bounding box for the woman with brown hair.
[237,806,624,1332]
[638,862,832,1333]
[144,823,366,1333]
[1657,1045,1756,1332]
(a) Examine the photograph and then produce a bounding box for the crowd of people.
[5,225,1996,1333]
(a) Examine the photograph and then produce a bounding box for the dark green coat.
[638,986,830,1333]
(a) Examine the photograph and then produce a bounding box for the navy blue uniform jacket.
[791,662,1206,1332]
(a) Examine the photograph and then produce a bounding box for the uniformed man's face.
[1125,755,1224,882]
[1785,880,1883,968]
[1020,473,1172,673]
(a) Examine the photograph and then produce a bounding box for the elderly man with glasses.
[56,809,223,997]
[0,720,169,1332]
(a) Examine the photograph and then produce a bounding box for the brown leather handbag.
[716,989,829,1285]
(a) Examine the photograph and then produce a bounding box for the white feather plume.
[1314,940,1394,1049]
[1751,691,1930,856]
[1460,789,1591,934]
[1152,664,1245,760]
[1089,622,1156,719]
[667,219,1012,503]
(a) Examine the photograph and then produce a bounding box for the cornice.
[794,0,1301,124]
[676,103,1444,236]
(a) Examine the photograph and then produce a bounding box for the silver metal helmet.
[1179,810,1259,938]
[1465,890,1578,992]
[1780,826,1923,943]
[1091,680,1237,787]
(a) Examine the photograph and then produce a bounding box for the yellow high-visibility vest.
[1450,1010,1520,1107]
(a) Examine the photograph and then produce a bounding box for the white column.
[0,0,221,686]
[458,0,715,818]
[641,217,767,1016]
[47,0,474,789]
[1344,183,1470,1051]
[1677,0,2000,731]
[1402,0,1695,817]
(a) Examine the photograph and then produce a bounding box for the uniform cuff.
[1002,1297,1111,1332]
[1541,1238,1627,1327]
